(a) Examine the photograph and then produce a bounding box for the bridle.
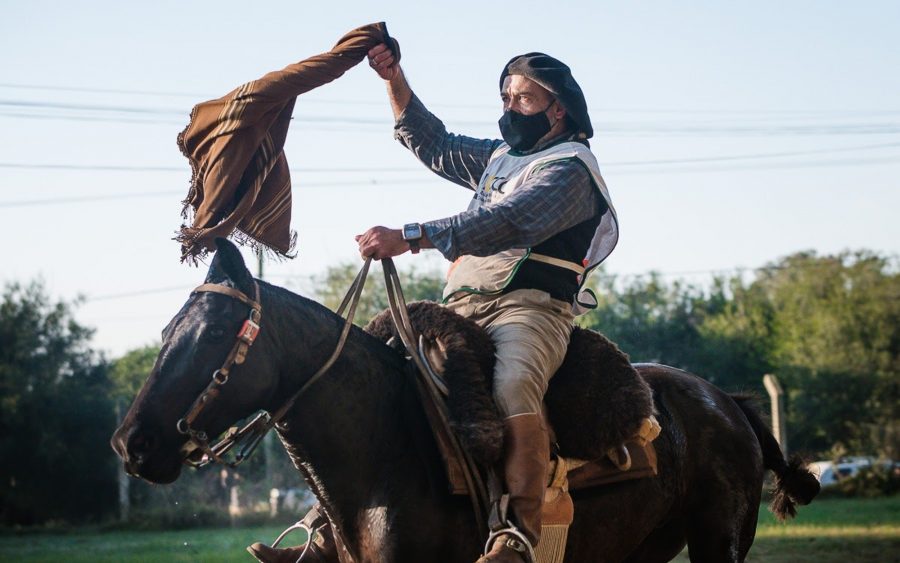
[176,258,372,468]
[174,257,490,548]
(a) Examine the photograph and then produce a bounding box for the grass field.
[1,497,897,562]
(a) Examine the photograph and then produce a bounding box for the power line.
[0,110,185,126]
[85,259,891,304]
[0,190,184,207]
[0,162,424,173]
[0,110,397,136]
[607,141,900,166]
[4,98,900,136]
[81,271,709,303]
[0,98,182,116]
[2,141,898,175]
[0,82,207,99]
[89,285,196,302]
[0,178,442,208]
[5,82,900,116]
[614,155,900,175]
[2,108,895,135]
[0,82,477,109]
[0,99,393,124]
[3,155,899,209]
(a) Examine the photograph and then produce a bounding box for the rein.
[381,259,489,533]
[177,258,371,468]
[175,257,488,546]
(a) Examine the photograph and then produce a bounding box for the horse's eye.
[207,325,227,341]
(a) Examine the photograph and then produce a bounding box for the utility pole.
[257,249,264,282]
[257,249,276,490]
[116,401,130,522]
[763,374,788,457]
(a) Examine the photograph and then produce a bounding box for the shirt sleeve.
[394,94,503,190]
[422,159,605,261]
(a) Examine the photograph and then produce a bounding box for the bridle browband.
[177,258,371,468]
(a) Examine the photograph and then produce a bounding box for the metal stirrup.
[484,525,537,563]
[270,505,327,562]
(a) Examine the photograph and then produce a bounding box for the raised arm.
[368,43,412,119]
[367,43,501,190]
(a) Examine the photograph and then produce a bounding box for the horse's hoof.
[247,542,308,563]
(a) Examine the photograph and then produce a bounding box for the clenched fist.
[355,226,408,260]
[367,43,400,81]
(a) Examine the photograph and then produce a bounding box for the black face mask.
[498,101,555,151]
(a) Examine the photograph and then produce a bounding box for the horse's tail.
[731,394,821,521]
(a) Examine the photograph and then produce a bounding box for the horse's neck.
[268,289,416,551]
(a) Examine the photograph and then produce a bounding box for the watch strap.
[402,223,423,254]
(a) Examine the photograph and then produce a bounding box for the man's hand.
[355,226,409,260]
[367,43,400,81]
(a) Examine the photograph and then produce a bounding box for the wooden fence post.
[763,374,788,456]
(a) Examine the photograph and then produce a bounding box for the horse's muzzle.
[111,422,182,483]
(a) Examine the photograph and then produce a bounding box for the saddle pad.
[440,440,660,496]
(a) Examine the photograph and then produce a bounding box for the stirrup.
[266,521,314,563]
[484,525,537,563]
[269,505,327,561]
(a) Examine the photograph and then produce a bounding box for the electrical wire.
[3,141,897,174]
[0,178,443,208]
[4,98,900,136]
[5,82,900,116]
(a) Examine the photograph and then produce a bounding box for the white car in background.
[808,456,874,487]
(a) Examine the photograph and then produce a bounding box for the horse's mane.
[258,280,406,362]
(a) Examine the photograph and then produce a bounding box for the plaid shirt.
[394,95,601,261]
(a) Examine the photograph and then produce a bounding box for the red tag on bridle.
[237,319,260,345]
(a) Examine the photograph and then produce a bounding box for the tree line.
[0,249,896,526]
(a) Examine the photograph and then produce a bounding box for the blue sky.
[2,1,898,356]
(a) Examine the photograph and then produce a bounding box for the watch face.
[403,224,422,240]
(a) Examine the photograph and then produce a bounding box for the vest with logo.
[443,141,619,315]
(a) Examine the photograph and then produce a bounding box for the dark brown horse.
[112,240,819,562]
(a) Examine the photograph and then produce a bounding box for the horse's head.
[111,239,281,484]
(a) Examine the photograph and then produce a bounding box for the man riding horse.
[252,37,617,563]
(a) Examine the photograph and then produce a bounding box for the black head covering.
[499,52,592,140]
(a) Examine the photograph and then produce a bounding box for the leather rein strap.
[177,258,371,468]
[175,258,488,546]
[381,258,489,536]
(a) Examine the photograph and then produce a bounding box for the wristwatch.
[402,223,423,254]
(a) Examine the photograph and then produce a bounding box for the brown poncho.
[176,22,397,262]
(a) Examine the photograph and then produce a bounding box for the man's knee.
[493,373,544,417]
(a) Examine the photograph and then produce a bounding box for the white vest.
[443,141,618,315]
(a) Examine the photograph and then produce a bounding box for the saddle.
[365,302,661,495]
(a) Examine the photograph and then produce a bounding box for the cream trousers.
[445,289,575,417]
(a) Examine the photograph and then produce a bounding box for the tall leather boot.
[247,504,337,563]
[477,413,549,563]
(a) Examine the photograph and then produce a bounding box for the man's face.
[501,75,555,115]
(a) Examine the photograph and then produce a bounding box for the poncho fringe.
[176,22,397,263]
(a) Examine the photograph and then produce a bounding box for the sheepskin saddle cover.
[365,301,654,466]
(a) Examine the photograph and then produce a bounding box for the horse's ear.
[205,238,255,295]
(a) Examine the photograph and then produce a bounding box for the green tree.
[580,272,721,377]
[0,281,117,525]
[750,251,899,457]
[310,261,444,326]
[582,251,898,458]
[110,344,159,405]
[693,276,776,392]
